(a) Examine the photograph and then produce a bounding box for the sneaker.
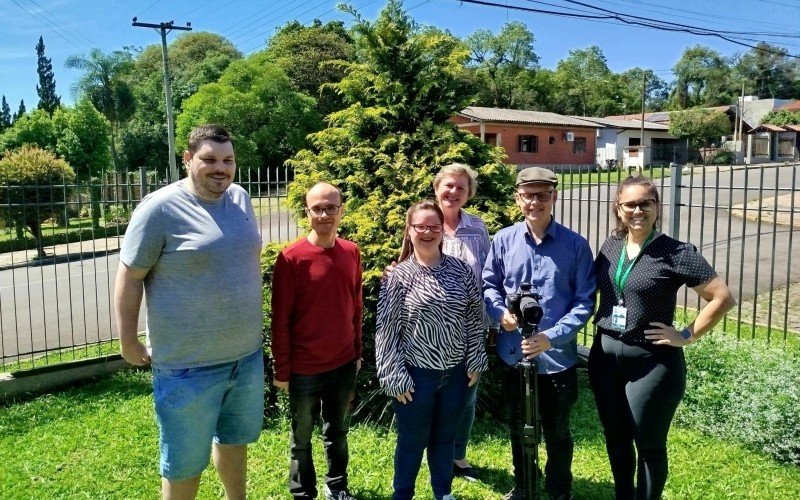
[453,463,479,482]
[438,495,457,500]
[502,488,523,500]
[324,485,356,500]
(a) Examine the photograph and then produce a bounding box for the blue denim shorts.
[153,349,265,480]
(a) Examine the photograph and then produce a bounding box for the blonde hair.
[433,163,479,199]
[398,201,445,263]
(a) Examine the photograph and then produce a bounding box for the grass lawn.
[558,166,671,190]
[2,369,798,499]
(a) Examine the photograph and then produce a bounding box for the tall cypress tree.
[0,96,11,131]
[13,99,26,123]
[36,36,61,115]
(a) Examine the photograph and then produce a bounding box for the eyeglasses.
[517,191,554,203]
[410,224,443,233]
[306,205,341,216]
[618,200,657,213]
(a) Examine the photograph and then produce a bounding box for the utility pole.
[639,72,647,172]
[132,18,192,183]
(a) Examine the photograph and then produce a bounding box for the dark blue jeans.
[288,360,357,499]
[504,363,578,498]
[453,379,479,461]
[392,362,469,500]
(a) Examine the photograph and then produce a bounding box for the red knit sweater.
[270,237,363,381]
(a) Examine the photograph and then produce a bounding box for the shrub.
[0,145,76,257]
[677,334,800,465]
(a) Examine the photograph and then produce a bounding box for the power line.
[457,0,800,59]
[9,0,94,51]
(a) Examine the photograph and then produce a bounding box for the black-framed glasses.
[517,190,554,203]
[306,205,341,216]
[410,224,443,233]
[618,200,657,213]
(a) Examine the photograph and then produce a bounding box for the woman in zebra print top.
[376,201,489,500]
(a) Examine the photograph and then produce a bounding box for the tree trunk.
[27,220,46,258]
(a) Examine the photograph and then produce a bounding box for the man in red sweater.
[271,182,363,500]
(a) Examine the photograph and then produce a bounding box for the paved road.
[1,210,298,365]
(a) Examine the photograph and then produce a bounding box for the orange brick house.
[452,106,601,171]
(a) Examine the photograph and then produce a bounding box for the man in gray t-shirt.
[114,125,264,499]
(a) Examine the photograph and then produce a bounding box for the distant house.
[453,106,601,171]
[746,123,800,163]
[576,116,688,168]
[780,101,800,112]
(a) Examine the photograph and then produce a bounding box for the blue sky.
[2,0,800,112]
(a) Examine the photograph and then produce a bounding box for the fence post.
[668,162,682,238]
[139,166,148,200]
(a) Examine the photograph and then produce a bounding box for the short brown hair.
[433,163,479,199]
[187,125,232,155]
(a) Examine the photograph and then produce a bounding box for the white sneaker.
[439,495,457,500]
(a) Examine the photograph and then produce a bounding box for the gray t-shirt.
[120,180,263,369]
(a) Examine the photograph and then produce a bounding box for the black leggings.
[588,332,686,500]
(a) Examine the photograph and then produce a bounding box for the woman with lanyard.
[589,175,734,499]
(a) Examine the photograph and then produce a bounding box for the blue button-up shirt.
[482,219,596,373]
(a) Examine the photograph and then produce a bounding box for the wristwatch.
[680,328,693,340]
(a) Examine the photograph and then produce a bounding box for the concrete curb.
[0,353,135,404]
[0,248,121,272]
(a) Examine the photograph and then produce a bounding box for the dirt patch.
[735,281,800,335]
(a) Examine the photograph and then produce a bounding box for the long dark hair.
[612,175,661,237]
[398,201,445,263]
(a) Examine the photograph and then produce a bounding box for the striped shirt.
[376,254,490,397]
[442,210,491,292]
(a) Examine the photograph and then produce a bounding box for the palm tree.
[65,49,135,173]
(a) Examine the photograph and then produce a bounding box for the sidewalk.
[0,237,122,271]
[729,192,800,229]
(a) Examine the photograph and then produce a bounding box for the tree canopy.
[0,146,76,257]
[35,36,61,115]
[176,52,321,173]
[668,108,731,149]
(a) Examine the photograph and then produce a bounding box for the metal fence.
[0,162,797,371]
[0,166,298,371]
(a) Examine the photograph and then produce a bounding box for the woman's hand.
[467,371,480,387]
[382,261,397,281]
[395,387,414,404]
[644,321,693,347]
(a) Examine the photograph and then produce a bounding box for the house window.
[484,133,498,146]
[753,136,769,157]
[519,135,538,153]
[778,135,794,157]
[628,137,641,157]
[573,137,586,154]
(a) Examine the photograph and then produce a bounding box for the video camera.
[506,282,543,337]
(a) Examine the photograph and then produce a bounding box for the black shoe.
[549,493,574,500]
[324,485,356,500]
[453,463,479,482]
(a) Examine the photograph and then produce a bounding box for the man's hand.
[521,333,552,359]
[501,310,519,331]
[121,340,151,366]
[273,379,289,392]
[467,371,480,387]
[395,387,414,404]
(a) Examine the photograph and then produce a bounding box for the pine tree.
[0,95,11,131]
[36,36,61,115]
[13,100,26,123]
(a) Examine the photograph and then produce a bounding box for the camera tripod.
[517,324,541,500]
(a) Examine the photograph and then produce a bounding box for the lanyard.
[613,230,655,304]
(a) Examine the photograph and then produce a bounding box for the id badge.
[611,305,627,331]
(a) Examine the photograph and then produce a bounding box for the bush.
[677,334,800,465]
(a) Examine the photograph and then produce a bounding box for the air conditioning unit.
[564,132,575,142]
